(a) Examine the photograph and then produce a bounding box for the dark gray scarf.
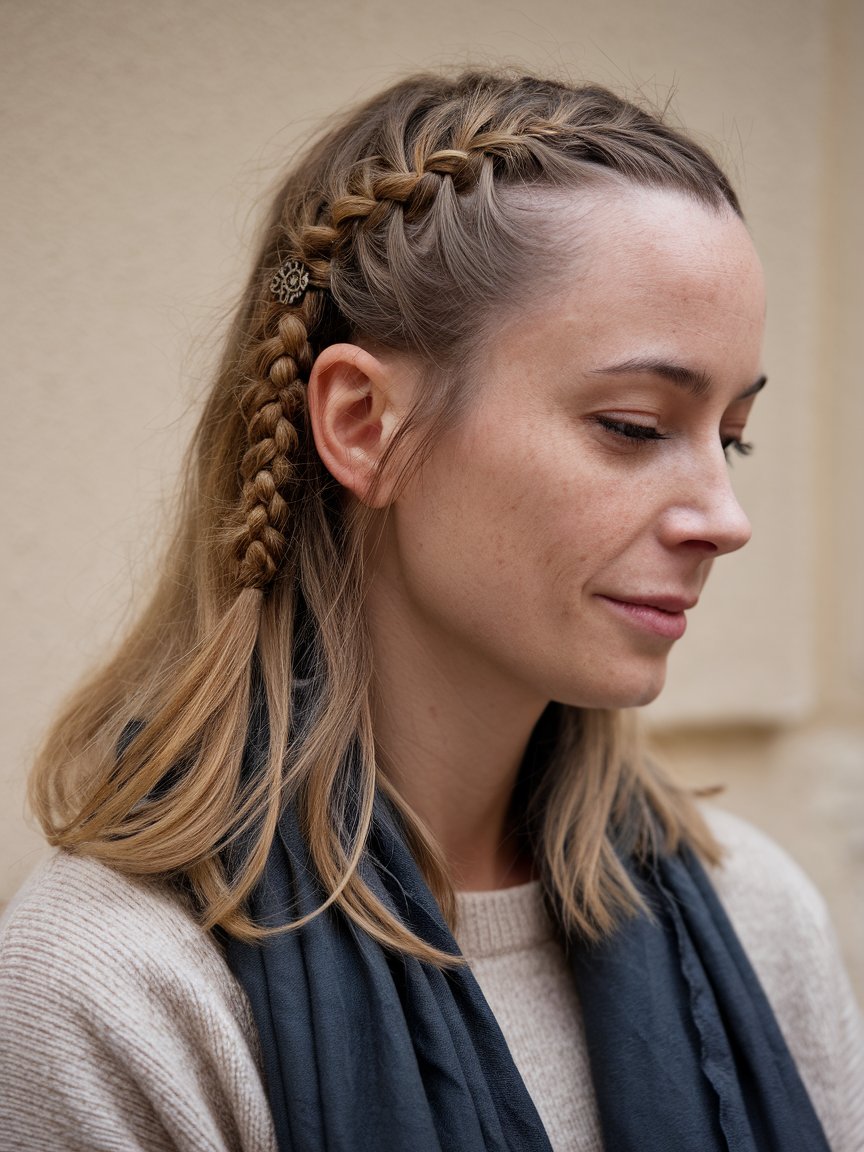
[224,696,830,1151]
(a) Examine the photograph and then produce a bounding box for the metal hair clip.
[270,258,310,306]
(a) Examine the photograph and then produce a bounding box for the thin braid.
[232,307,314,590]
[323,124,562,236]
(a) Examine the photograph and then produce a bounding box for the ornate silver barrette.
[270,258,310,306]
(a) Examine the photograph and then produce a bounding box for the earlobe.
[307,344,401,508]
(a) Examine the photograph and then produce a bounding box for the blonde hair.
[30,70,734,964]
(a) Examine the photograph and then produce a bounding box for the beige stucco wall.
[2,0,861,996]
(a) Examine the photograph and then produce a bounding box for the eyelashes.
[594,417,754,462]
[721,437,754,461]
[595,417,668,442]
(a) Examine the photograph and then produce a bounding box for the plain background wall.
[2,0,862,995]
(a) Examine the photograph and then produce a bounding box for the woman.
[0,70,861,1151]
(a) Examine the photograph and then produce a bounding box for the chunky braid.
[232,307,314,590]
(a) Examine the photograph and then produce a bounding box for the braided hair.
[227,73,738,596]
[33,71,739,951]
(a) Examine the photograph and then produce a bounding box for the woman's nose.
[659,452,753,557]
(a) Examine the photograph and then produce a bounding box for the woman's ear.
[307,344,406,508]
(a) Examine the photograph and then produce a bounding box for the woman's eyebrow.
[591,357,767,401]
[736,374,768,400]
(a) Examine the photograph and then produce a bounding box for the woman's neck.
[367,585,547,892]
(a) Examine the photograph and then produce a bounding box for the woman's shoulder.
[700,804,830,932]
[0,851,276,1151]
[4,847,193,930]
[699,803,847,999]
[0,847,259,1059]
[1,850,236,1002]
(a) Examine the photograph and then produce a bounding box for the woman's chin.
[553,665,668,711]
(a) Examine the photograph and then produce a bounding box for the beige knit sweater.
[1,807,862,1151]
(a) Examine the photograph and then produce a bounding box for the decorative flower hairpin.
[270,258,310,306]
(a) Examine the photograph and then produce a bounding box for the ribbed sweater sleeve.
[0,853,277,1152]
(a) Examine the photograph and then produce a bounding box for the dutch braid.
[324,125,562,235]
[230,137,513,593]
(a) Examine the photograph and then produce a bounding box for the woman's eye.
[594,416,669,443]
[595,417,755,463]
[721,436,755,462]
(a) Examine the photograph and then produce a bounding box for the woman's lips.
[596,594,692,640]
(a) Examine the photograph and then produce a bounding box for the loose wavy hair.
[30,70,738,964]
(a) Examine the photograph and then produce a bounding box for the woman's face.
[373,186,766,711]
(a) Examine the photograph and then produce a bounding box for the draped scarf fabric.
[224,701,830,1152]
